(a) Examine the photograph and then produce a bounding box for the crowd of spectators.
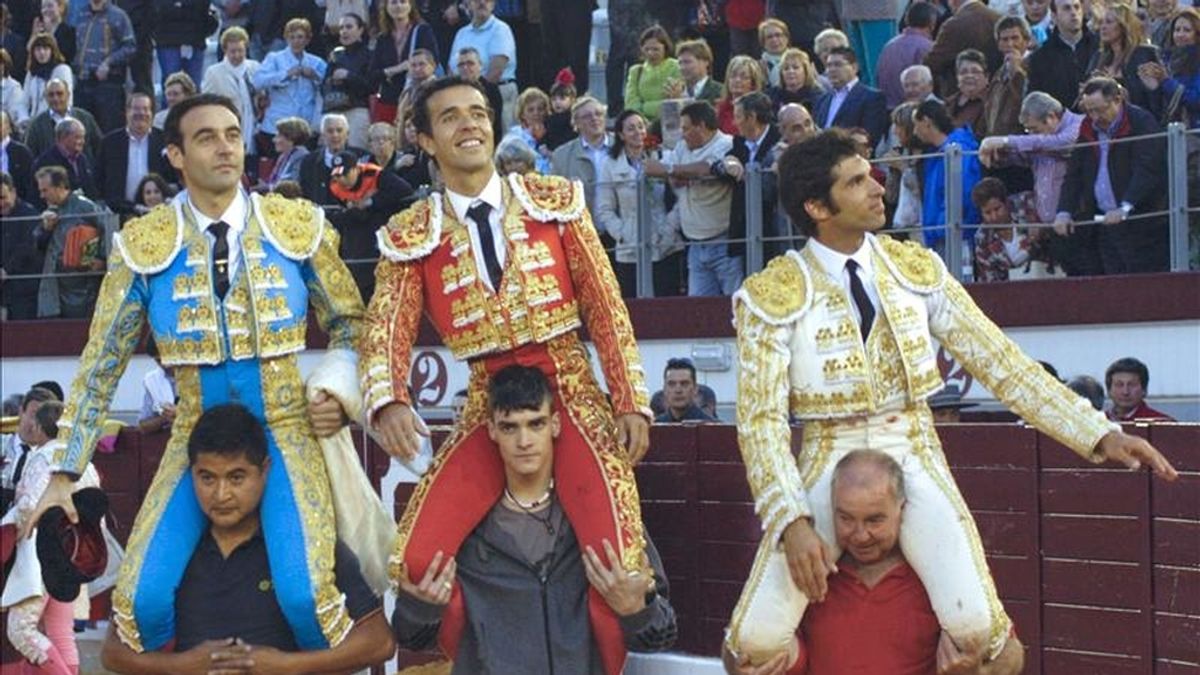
[1,0,1199,320]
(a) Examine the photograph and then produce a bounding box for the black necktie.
[12,443,30,485]
[846,259,875,342]
[468,202,503,290]
[208,221,230,299]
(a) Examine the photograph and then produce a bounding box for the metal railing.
[1,124,1195,313]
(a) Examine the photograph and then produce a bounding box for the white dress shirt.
[185,188,249,280]
[125,130,150,202]
[824,78,859,129]
[806,235,880,329]
[445,171,506,293]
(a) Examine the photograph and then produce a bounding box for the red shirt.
[1108,401,1175,422]
[791,561,940,675]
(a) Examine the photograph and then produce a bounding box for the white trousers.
[727,407,1012,663]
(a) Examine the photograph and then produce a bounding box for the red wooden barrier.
[97,423,1199,673]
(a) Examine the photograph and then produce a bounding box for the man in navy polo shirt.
[100,403,395,674]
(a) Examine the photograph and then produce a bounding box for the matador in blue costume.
[31,95,367,653]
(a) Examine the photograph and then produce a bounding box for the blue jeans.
[157,45,206,92]
[687,241,744,296]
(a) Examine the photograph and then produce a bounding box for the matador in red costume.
[359,77,652,675]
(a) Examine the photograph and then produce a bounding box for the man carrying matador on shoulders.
[25,93,369,653]
[724,130,1178,673]
[359,76,652,675]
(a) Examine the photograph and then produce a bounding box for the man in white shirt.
[97,92,171,219]
[645,101,737,296]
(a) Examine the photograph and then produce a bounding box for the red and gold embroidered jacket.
[360,172,651,421]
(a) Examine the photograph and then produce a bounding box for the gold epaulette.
[255,192,324,260]
[874,235,945,294]
[733,251,811,326]
[112,204,182,274]
[508,173,585,223]
[378,194,441,262]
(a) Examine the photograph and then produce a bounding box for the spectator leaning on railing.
[32,165,109,319]
[912,98,982,256]
[594,109,685,298]
[646,100,737,297]
[1055,76,1168,275]
[978,92,1084,264]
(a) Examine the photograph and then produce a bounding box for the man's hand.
[781,518,837,602]
[96,61,111,81]
[977,137,1005,167]
[583,539,653,617]
[307,390,348,438]
[22,473,76,539]
[616,413,649,465]
[936,632,984,675]
[1102,208,1125,225]
[644,158,668,178]
[210,641,295,675]
[397,550,456,605]
[723,156,746,181]
[1096,430,1178,481]
[721,639,797,675]
[161,403,177,423]
[1052,214,1072,236]
[41,210,60,231]
[373,402,429,461]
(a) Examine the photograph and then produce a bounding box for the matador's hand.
[22,473,76,539]
[1096,430,1178,481]
[374,402,429,462]
[617,413,650,465]
[307,390,348,438]
[782,518,838,602]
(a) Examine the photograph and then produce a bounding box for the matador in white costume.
[726,131,1177,668]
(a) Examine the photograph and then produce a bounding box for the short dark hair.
[34,401,64,439]
[914,99,954,134]
[1081,76,1123,101]
[827,46,858,66]
[995,15,1033,42]
[488,365,554,415]
[955,48,988,74]
[126,91,155,113]
[970,176,1008,209]
[664,358,697,383]
[905,1,939,29]
[31,381,63,401]
[777,129,861,237]
[0,171,13,192]
[1105,357,1150,390]
[22,387,57,411]
[187,403,269,467]
[1067,375,1105,411]
[734,91,774,126]
[410,76,492,138]
[680,100,718,130]
[163,92,242,151]
[35,165,70,189]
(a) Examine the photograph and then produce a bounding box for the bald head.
[832,450,905,504]
[831,450,906,564]
[778,104,816,145]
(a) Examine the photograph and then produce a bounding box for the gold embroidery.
[383,198,438,255]
[250,263,287,290]
[258,193,322,259]
[176,303,217,334]
[877,235,944,290]
[258,356,351,646]
[513,173,584,219]
[739,254,808,322]
[259,323,306,358]
[112,366,202,652]
[116,204,181,273]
